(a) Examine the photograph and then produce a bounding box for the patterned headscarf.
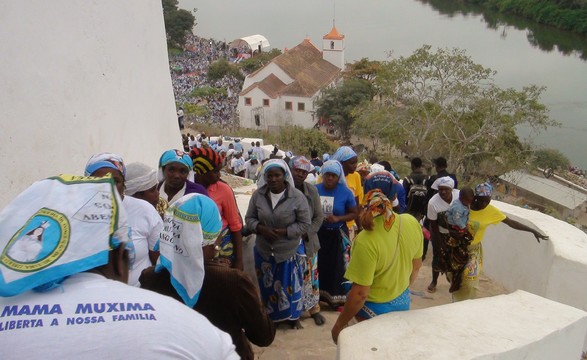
[256,159,295,189]
[158,149,193,182]
[0,174,129,296]
[84,152,126,177]
[125,162,158,196]
[190,148,223,175]
[331,146,357,162]
[159,149,192,170]
[364,171,398,203]
[356,160,371,173]
[290,156,313,172]
[155,193,221,307]
[321,160,347,185]
[363,189,395,232]
[475,182,493,197]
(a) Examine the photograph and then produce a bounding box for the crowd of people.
[170,34,244,128]
[0,143,550,358]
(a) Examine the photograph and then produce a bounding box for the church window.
[330,41,335,49]
[245,97,252,106]
[263,99,270,107]
[297,102,305,111]
[285,101,293,111]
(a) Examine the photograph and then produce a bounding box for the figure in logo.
[274,280,290,311]
[261,262,273,289]
[7,221,50,262]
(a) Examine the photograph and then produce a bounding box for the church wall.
[242,63,293,90]
[0,0,180,209]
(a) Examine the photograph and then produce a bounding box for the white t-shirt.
[270,190,285,209]
[123,196,163,287]
[427,189,460,233]
[0,273,239,360]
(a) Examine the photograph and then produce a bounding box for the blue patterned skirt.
[356,288,411,319]
[254,242,305,322]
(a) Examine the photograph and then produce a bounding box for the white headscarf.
[125,162,158,196]
[256,159,295,190]
[431,176,455,190]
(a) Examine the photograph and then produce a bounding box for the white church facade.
[238,26,345,131]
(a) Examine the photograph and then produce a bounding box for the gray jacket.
[299,182,324,257]
[245,184,311,263]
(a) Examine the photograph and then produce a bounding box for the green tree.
[358,45,559,177]
[346,58,381,84]
[238,49,282,73]
[315,78,375,142]
[532,148,570,170]
[162,0,196,48]
[276,126,337,157]
[207,58,242,81]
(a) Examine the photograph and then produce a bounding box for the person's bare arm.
[410,258,422,286]
[331,283,370,343]
[502,217,549,243]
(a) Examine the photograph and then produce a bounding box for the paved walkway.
[233,184,508,359]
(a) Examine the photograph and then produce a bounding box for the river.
[179,0,587,168]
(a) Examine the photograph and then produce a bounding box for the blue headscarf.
[84,152,126,177]
[364,171,398,204]
[321,160,347,185]
[475,182,493,196]
[159,149,192,169]
[323,153,330,161]
[155,193,221,308]
[331,146,357,162]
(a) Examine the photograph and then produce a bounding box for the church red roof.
[323,26,344,40]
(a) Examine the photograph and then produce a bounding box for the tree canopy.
[346,46,558,177]
[162,0,196,48]
[315,78,376,142]
[532,148,570,170]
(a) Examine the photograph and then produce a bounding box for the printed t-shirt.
[468,204,506,246]
[316,183,356,230]
[123,196,163,287]
[0,273,239,360]
[345,214,423,302]
[207,181,242,232]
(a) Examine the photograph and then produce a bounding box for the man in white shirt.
[230,152,246,177]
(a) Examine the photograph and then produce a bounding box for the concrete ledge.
[337,290,587,360]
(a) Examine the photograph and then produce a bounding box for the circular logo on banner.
[1,208,70,272]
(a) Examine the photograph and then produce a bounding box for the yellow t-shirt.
[344,214,423,302]
[345,172,363,229]
[467,204,506,246]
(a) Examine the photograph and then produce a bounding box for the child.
[446,187,475,240]
[445,186,474,293]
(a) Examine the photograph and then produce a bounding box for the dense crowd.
[170,34,244,128]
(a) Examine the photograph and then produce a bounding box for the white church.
[237,26,345,131]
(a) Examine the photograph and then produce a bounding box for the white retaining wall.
[338,290,587,360]
[0,0,181,209]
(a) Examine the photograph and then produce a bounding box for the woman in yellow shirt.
[453,182,549,302]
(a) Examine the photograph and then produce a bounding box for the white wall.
[338,291,587,360]
[0,0,180,209]
[483,201,587,312]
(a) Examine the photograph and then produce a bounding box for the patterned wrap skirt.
[254,242,305,322]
